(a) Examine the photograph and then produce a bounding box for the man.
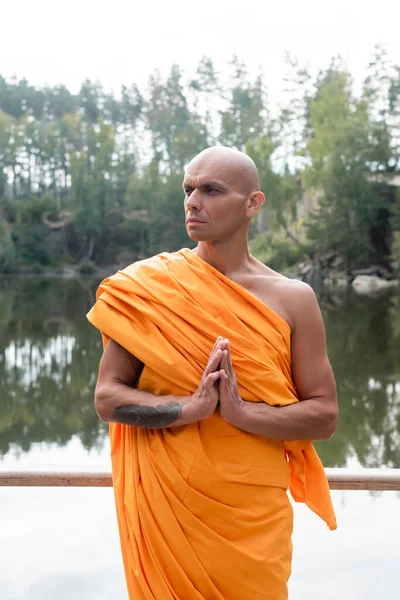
[87,146,338,600]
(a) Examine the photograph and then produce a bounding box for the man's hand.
[216,332,337,441]
[180,336,224,425]
[218,339,246,426]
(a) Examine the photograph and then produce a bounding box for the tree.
[0,49,398,272]
[302,65,391,272]
[0,216,14,272]
[78,79,103,124]
[278,53,313,168]
[246,136,301,234]
[219,61,269,150]
[0,109,14,196]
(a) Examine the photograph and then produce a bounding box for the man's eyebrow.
[202,180,227,188]
[183,180,227,189]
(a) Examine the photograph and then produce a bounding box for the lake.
[1,275,400,599]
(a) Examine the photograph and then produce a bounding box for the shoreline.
[3,265,399,298]
[2,265,119,279]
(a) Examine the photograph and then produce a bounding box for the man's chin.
[186,231,209,242]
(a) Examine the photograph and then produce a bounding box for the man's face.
[182,158,250,242]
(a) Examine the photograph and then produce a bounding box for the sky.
[2,0,400,101]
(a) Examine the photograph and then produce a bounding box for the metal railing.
[1,469,400,491]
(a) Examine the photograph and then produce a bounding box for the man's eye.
[185,189,193,196]
[207,188,219,194]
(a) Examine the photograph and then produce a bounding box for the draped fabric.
[87,248,336,599]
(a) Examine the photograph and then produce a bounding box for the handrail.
[1,468,400,490]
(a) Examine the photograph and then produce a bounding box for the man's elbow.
[320,405,339,440]
[94,384,115,423]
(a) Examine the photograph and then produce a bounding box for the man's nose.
[185,190,202,211]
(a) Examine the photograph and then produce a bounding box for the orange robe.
[87,248,337,600]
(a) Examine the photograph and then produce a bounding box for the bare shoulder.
[248,259,320,331]
[272,275,317,302]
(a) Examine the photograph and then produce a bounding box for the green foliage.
[31,263,44,274]
[250,230,310,272]
[0,216,14,272]
[0,48,398,271]
[246,137,302,233]
[0,277,107,455]
[220,64,268,150]
[17,223,53,265]
[302,59,398,272]
[78,259,96,275]
[4,195,55,267]
[315,291,400,467]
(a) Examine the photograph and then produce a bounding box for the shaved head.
[183,145,264,244]
[185,146,260,195]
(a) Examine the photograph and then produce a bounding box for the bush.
[31,263,45,274]
[78,259,96,275]
[13,223,52,265]
[0,217,15,273]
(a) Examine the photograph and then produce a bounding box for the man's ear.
[246,191,265,218]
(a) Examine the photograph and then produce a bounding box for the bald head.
[183,145,265,242]
[186,146,260,195]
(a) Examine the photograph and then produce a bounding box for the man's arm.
[95,338,223,428]
[219,283,338,441]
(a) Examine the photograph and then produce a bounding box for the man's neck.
[193,240,254,278]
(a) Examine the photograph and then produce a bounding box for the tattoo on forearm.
[114,402,183,428]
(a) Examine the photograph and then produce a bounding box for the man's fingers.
[207,337,230,364]
[205,371,220,386]
[208,337,224,360]
[211,336,222,352]
[227,347,235,379]
[204,338,232,380]
[204,348,222,376]
[226,347,233,376]
[209,343,222,361]
[223,345,233,372]
[221,347,236,382]
[219,351,230,382]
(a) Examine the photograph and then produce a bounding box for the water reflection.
[315,290,400,468]
[0,277,399,467]
[0,277,107,457]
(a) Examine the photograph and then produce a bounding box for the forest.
[0,47,399,275]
